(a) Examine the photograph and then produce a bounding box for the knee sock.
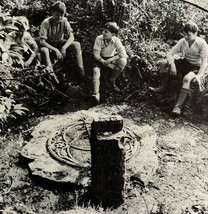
[92,79,100,95]
[110,68,123,82]
[175,88,189,108]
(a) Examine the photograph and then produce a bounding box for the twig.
[22,127,34,133]
[38,99,50,107]
[42,77,55,91]
[51,72,60,84]
[180,0,208,13]
[124,90,139,101]
[54,89,69,99]
[130,5,151,28]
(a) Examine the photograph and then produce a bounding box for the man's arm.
[60,32,74,58]
[115,38,127,59]
[39,38,57,52]
[62,32,74,50]
[198,56,207,77]
[60,18,74,57]
[93,36,102,61]
[24,32,38,66]
[105,37,127,64]
[166,52,175,65]
[39,37,63,61]
[197,40,208,77]
[166,39,184,75]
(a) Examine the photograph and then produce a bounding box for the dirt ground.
[0,100,208,214]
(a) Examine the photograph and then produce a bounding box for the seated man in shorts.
[39,1,85,83]
[149,20,208,116]
[91,22,128,104]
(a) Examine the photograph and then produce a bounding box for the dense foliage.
[0,0,208,125]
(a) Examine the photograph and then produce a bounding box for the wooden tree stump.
[90,116,125,208]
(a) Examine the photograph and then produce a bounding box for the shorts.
[40,40,76,62]
[174,58,200,77]
[49,40,66,50]
[93,56,114,69]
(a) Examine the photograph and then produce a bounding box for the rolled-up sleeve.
[198,41,208,75]
[200,41,208,59]
[115,38,127,59]
[93,36,102,60]
[39,20,48,40]
[64,18,73,37]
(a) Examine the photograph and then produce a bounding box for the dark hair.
[51,1,66,14]
[183,20,198,33]
[104,22,120,34]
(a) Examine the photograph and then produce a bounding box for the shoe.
[106,80,120,92]
[172,105,181,116]
[182,108,191,117]
[149,86,166,93]
[91,93,100,105]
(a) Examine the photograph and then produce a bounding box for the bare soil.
[0,100,208,214]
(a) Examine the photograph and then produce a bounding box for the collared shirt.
[169,36,208,66]
[93,35,127,59]
[39,16,73,44]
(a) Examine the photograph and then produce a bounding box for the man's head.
[51,1,66,23]
[183,20,198,41]
[14,16,29,31]
[103,22,119,39]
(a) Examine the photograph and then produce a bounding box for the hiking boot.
[172,105,181,116]
[91,93,100,105]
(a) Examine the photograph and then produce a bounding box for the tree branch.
[180,0,208,13]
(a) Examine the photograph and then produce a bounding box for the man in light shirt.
[149,20,208,116]
[91,22,128,104]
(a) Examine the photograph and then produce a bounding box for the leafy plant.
[0,95,29,124]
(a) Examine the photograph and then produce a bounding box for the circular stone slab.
[21,109,158,187]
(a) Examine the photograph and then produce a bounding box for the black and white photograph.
[0,0,208,213]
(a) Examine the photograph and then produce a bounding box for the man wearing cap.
[91,22,128,104]
[4,16,38,67]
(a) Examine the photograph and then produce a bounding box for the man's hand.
[170,63,177,76]
[105,58,113,65]
[99,58,108,66]
[54,49,63,61]
[60,47,67,58]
